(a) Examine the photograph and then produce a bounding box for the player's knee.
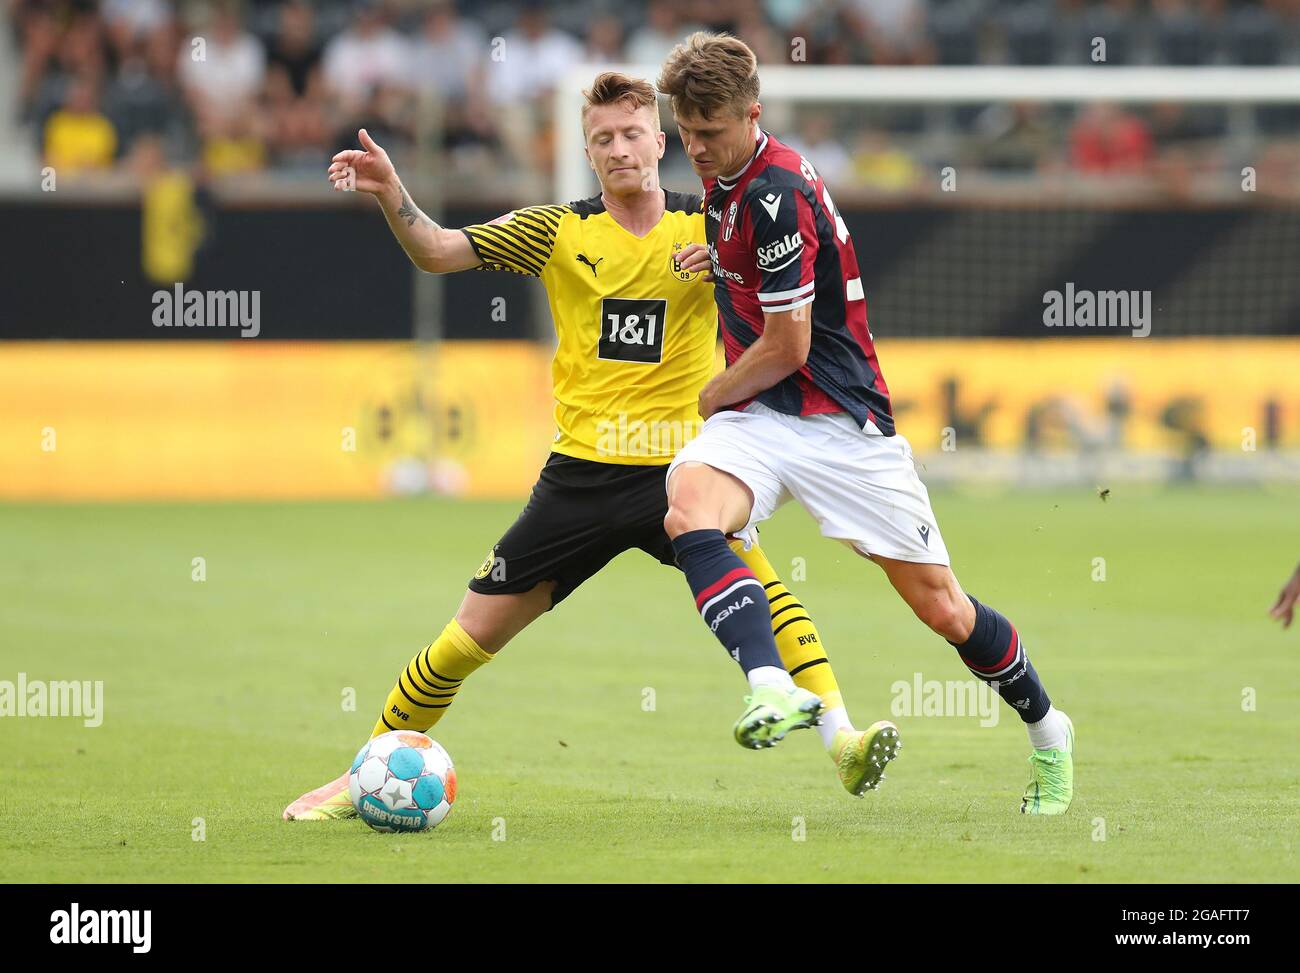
[913,595,967,642]
[663,503,701,539]
[664,468,712,538]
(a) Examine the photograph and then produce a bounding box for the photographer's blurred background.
[1,0,1297,500]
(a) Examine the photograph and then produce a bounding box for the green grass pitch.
[1,486,1297,883]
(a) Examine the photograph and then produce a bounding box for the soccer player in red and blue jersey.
[657,33,1075,814]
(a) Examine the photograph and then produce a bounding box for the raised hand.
[676,242,714,280]
[327,128,398,197]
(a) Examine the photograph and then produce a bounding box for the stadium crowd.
[11,0,1300,195]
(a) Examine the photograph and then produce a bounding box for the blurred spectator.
[103,20,189,159]
[1060,0,1137,66]
[787,113,851,186]
[846,0,934,65]
[1002,0,1058,66]
[733,0,786,65]
[322,0,413,153]
[973,102,1056,173]
[762,0,811,33]
[927,0,982,65]
[486,1,582,193]
[583,13,624,62]
[177,2,266,129]
[20,3,107,125]
[627,0,702,65]
[102,0,172,60]
[485,1,582,106]
[1225,0,1285,65]
[688,0,754,35]
[850,129,921,192]
[1151,0,1218,65]
[322,0,410,114]
[267,1,321,99]
[1069,103,1153,173]
[408,0,486,103]
[786,1,861,64]
[44,73,117,174]
[265,1,329,167]
[407,0,495,165]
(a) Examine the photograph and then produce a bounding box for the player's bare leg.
[282,584,553,820]
[868,554,1074,814]
[453,584,555,653]
[663,461,755,538]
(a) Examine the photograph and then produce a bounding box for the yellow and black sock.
[732,539,853,747]
[371,619,493,737]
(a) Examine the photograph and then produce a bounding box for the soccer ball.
[348,730,456,833]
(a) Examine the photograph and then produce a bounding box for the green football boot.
[832,721,902,796]
[734,684,824,749]
[1021,711,1075,815]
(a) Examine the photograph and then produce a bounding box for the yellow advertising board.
[0,339,1296,501]
[876,337,1300,453]
[0,342,554,500]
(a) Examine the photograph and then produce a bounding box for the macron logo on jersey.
[756,231,804,272]
[758,192,782,221]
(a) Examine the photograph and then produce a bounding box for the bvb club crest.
[474,547,498,580]
[670,242,700,282]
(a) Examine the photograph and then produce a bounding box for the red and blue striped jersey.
[703,130,894,435]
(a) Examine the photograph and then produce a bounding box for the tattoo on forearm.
[396,186,424,227]
[394,184,438,230]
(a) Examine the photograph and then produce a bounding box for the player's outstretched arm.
[327,128,480,274]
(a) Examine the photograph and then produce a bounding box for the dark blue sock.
[948,595,1051,723]
[672,529,783,674]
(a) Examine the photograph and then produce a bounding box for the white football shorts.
[667,400,950,565]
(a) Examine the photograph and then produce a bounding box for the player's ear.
[584,144,594,170]
[749,102,762,126]
[655,130,666,159]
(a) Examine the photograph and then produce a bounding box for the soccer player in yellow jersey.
[283,74,897,820]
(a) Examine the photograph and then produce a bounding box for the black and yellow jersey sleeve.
[461,204,568,277]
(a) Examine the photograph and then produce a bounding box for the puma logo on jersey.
[576,253,603,278]
[758,191,782,221]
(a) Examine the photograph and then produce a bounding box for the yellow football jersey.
[461,191,715,466]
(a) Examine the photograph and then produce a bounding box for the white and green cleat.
[1021,711,1075,815]
[832,721,901,796]
[734,685,824,749]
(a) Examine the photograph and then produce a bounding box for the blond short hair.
[581,72,660,134]
[656,31,759,120]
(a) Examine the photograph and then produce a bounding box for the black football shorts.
[466,452,677,607]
